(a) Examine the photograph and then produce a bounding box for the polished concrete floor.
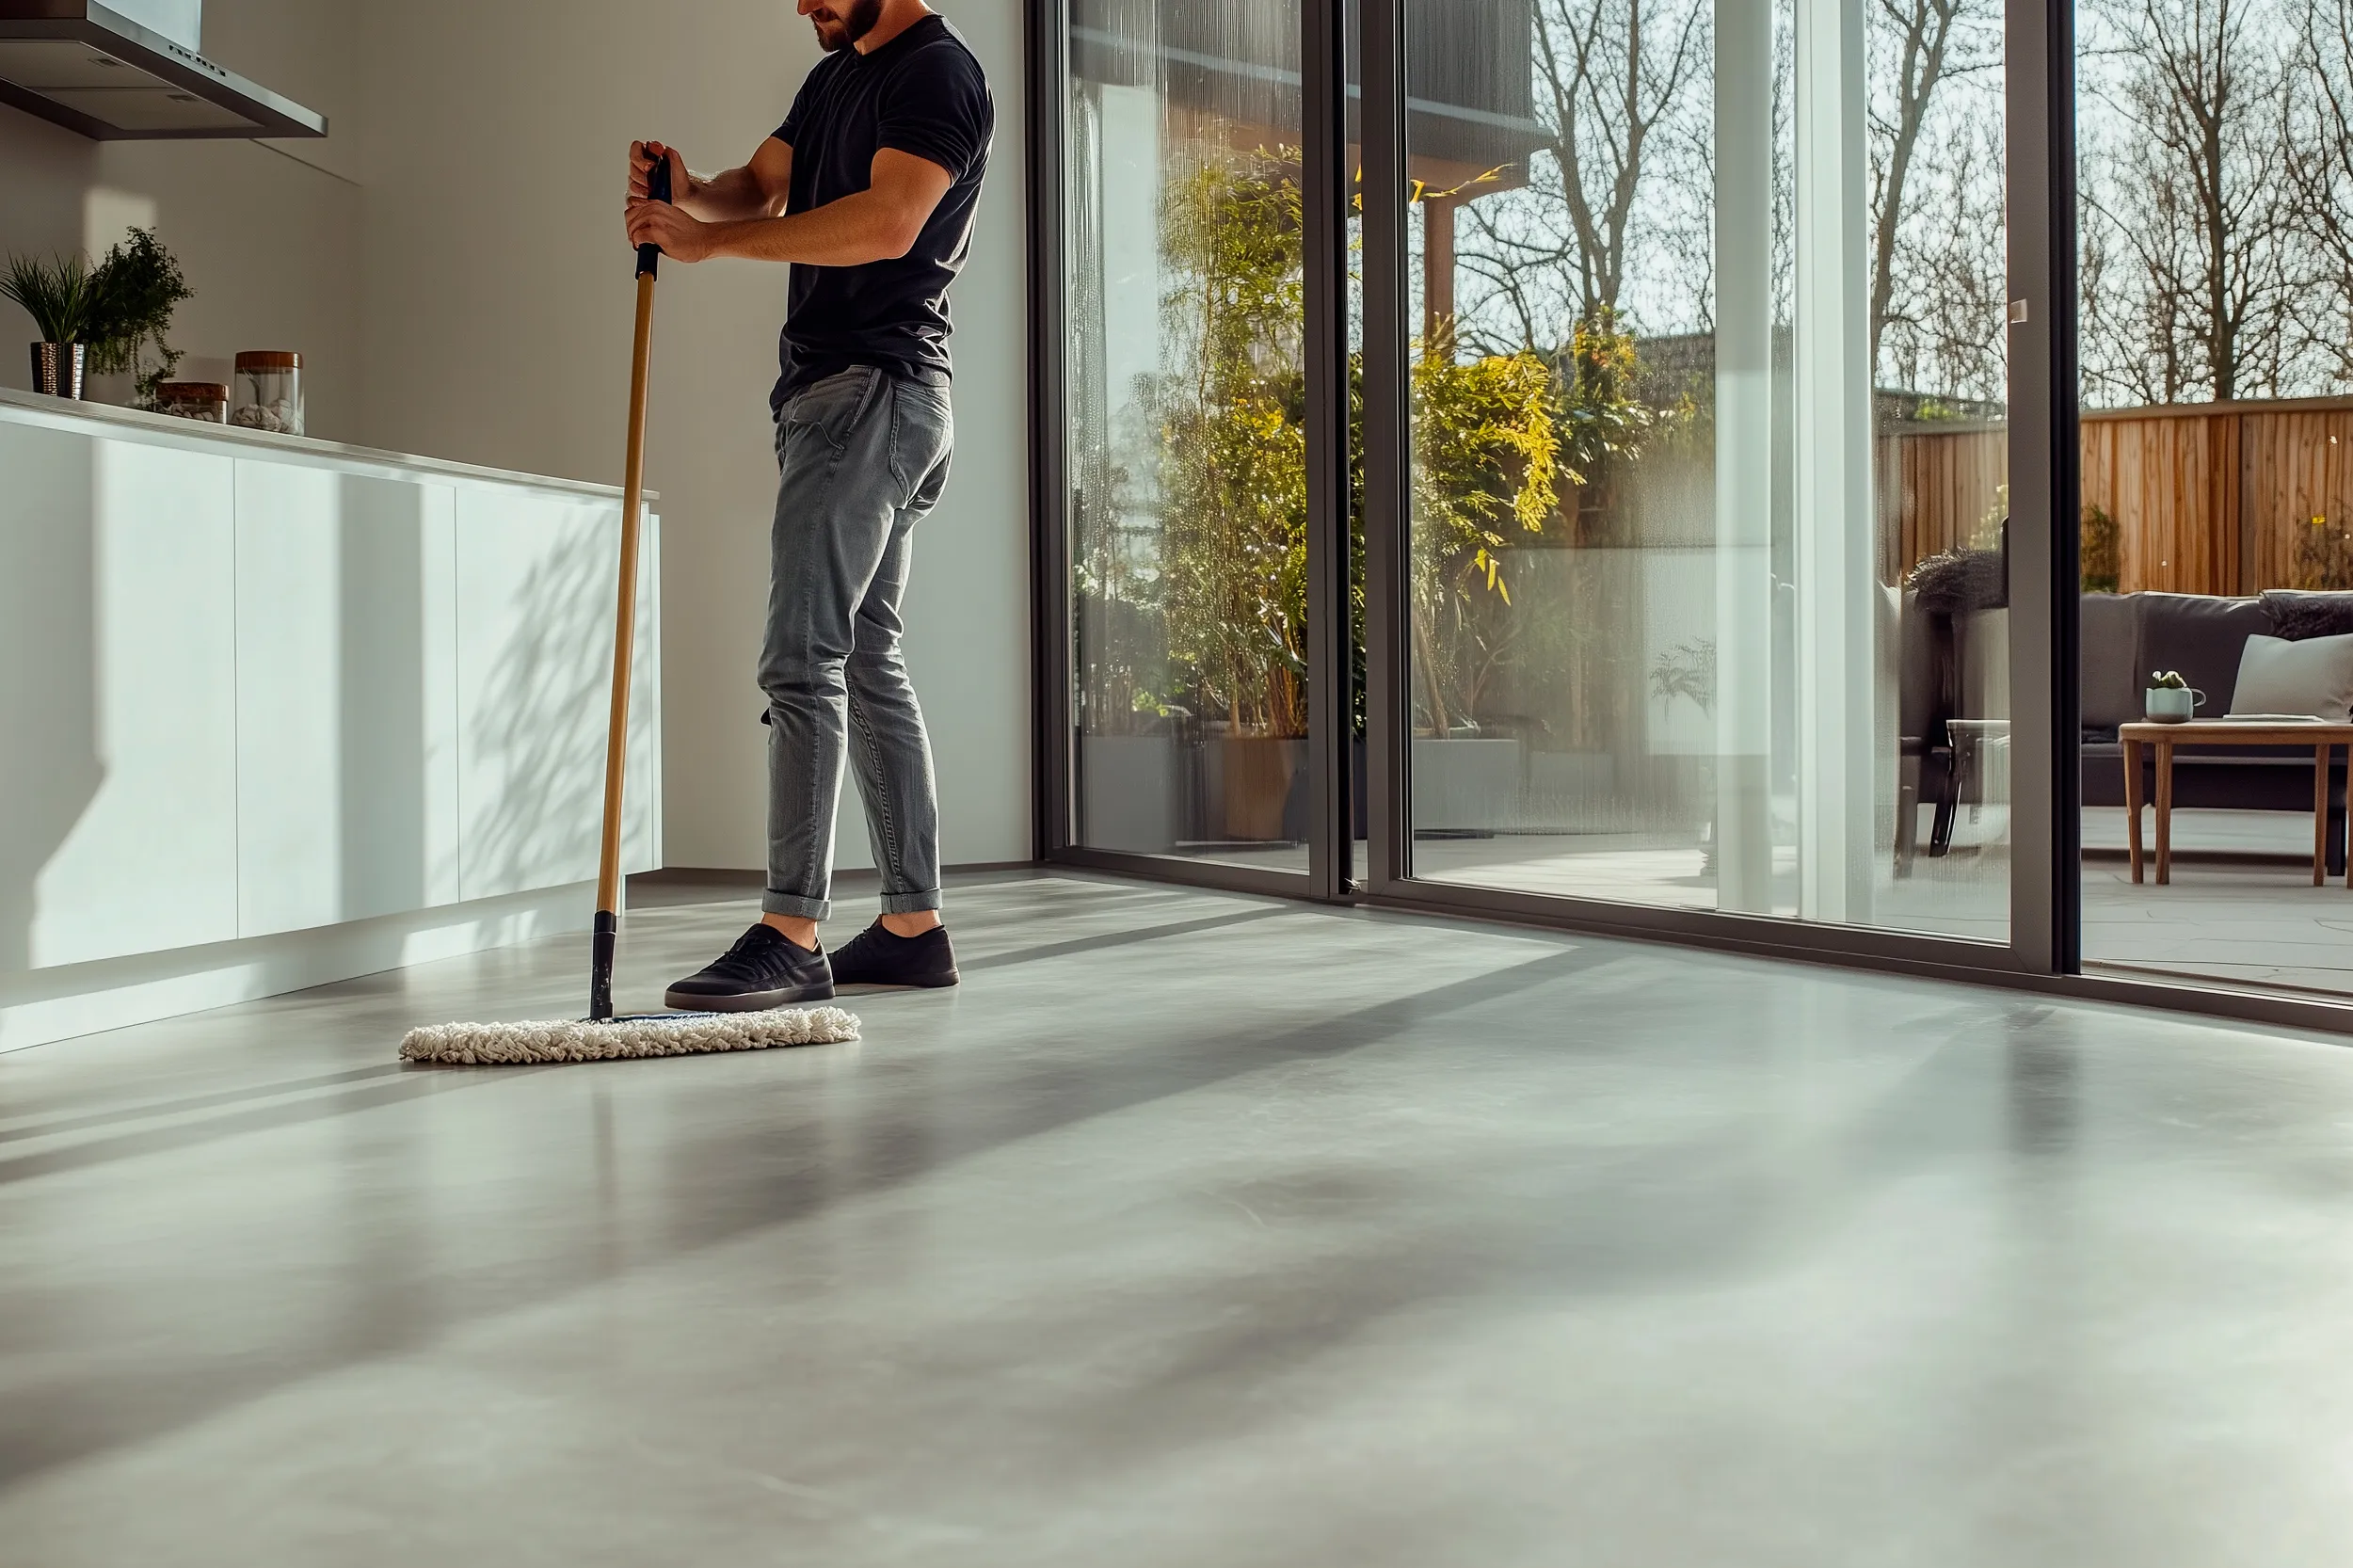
[7,872,2353,1565]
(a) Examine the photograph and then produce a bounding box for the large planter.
[1412,736,1524,836]
[1079,733,1178,853]
[1181,732,1308,844]
[1218,735,1305,841]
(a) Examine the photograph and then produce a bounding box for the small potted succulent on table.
[2,252,99,398]
[2145,670,2204,723]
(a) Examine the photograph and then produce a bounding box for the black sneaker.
[664,922,835,1011]
[828,922,960,990]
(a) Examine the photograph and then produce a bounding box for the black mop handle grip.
[637,152,672,280]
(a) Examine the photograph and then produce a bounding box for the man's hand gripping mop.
[400,156,860,1064]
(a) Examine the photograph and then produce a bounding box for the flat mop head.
[399,1006,861,1066]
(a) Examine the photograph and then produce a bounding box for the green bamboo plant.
[1150,144,1311,739]
[1408,328,1561,732]
[1142,141,1570,742]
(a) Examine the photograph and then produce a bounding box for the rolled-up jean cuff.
[761,890,831,920]
[880,889,944,914]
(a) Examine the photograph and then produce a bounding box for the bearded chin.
[819,0,884,49]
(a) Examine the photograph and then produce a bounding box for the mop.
[401,156,859,1065]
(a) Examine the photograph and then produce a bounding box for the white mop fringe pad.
[399,1006,862,1065]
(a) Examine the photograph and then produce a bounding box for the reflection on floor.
[1160,841,1312,874]
[1403,808,2353,998]
[6,872,2353,1563]
[1411,817,2012,943]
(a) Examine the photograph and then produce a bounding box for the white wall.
[0,0,1033,888]
[352,0,1032,875]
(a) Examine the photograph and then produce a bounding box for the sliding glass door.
[2069,0,2353,999]
[1362,0,2016,945]
[1060,0,1320,874]
[1036,0,2134,993]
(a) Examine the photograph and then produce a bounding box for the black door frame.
[1028,0,2353,1038]
[1026,0,1353,904]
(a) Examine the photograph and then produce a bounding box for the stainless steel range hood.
[0,1,325,139]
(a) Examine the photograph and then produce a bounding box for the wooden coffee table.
[2120,720,2353,886]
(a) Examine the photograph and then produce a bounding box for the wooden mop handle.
[591,152,669,1021]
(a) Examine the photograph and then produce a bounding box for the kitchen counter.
[0,385,656,502]
[0,389,663,1050]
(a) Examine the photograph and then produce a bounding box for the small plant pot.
[30,342,85,399]
[2144,686,2204,723]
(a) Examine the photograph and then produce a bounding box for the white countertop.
[0,385,653,503]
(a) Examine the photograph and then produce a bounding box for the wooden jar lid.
[234,351,302,371]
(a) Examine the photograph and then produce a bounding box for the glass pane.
[2075,0,2353,994]
[1396,0,2009,941]
[1065,0,1312,872]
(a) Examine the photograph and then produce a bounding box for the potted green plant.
[1143,146,1577,842]
[2,252,100,397]
[1405,322,1566,835]
[2,230,193,406]
[1150,146,1311,842]
[85,228,193,409]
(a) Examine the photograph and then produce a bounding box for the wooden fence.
[1881,419,2008,574]
[1888,394,2353,595]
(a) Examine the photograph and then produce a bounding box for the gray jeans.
[760,365,952,920]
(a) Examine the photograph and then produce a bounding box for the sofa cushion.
[1911,549,2006,615]
[2135,593,2273,716]
[2080,594,2141,734]
[2229,632,2353,719]
[2259,590,2353,641]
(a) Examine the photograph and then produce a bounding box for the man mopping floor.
[626,0,992,1010]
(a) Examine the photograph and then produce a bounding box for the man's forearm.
[679,165,783,223]
[702,191,920,267]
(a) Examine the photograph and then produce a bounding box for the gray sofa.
[2081,592,2348,871]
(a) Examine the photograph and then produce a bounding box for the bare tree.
[1446,0,2007,394]
[1881,118,2010,401]
[2283,0,2353,388]
[2083,0,2296,403]
[1451,0,1710,353]
[1541,0,1708,314]
[1867,0,2000,382]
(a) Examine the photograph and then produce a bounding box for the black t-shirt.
[770,14,993,414]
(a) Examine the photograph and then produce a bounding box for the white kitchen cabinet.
[235,464,464,936]
[454,488,661,903]
[0,388,661,1049]
[2,427,241,968]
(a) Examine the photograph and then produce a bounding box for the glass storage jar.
[232,351,304,434]
[157,381,229,424]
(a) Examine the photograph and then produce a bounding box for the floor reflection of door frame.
[1027,0,1354,904]
[1352,0,2077,978]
